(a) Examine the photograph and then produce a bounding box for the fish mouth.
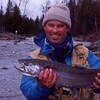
[14,63,40,77]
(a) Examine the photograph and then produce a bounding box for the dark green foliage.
[93,1,100,31]
[18,16,35,36]
[0,0,100,36]
[0,5,4,27]
[77,0,94,33]
[69,0,76,32]
[69,0,100,34]
[34,16,40,35]
[1,0,36,36]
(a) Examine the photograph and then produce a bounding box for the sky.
[0,0,65,19]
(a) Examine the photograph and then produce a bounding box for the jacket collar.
[34,32,73,55]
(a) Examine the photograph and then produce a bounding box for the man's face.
[44,20,69,44]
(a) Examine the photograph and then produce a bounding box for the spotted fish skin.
[15,59,100,88]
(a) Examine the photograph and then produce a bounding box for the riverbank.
[0,38,37,100]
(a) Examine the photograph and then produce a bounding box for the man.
[20,3,100,100]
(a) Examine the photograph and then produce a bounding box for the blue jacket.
[20,32,100,100]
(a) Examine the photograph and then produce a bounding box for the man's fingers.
[38,71,44,80]
[48,68,53,82]
[38,68,49,85]
[95,76,100,84]
[50,73,57,85]
[93,82,100,89]
[48,69,57,87]
[42,68,49,80]
[38,68,57,88]
[93,73,100,89]
[97,73,100,78]
[95,73,100,86]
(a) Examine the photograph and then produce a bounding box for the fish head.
[24,63,40,77]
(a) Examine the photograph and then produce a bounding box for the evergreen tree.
[11,4,22,33]
[76,0,94,34]
[69,0,77,32]
[93,0,100,31]
[0,5,4,27]
[4,0,13,32]
[34,16,40,34]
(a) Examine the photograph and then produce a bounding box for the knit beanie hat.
[42,3,71,28]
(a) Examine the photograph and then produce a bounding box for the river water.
[0,38,37,100]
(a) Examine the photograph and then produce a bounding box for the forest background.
[0,0,100,36]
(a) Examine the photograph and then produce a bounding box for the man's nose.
[53,26,58,33]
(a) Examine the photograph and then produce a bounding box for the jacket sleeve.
[87,50,100,94]
[87,50,100,68]
[20,75,54,100]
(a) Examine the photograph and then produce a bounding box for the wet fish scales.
[17,59,100,88]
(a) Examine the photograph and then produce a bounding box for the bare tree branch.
[18,0,22,7]
[23,0,29,16]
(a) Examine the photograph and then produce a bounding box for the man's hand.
[38,68,57,88]
[93,73,100,89]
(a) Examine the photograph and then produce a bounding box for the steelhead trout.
[15,59,100,88]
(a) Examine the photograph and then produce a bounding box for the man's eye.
[48,24,54,27]
[58,25,64,28]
